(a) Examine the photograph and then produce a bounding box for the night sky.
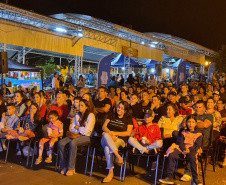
[8,0,226,51]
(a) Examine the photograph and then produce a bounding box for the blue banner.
[208,63,215,81]
[176,59,187,85]
[97,54,113,88]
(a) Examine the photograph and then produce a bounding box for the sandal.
[45,156,52,163]
[18,136,29,141]
[116,158,124,166]
[66,169,76,176]
[35,157,42,165]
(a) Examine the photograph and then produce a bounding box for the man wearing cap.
[213,91,221,103]
[162,91,180,115]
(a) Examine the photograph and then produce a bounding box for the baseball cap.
[168,91,177,96]
[213,91,220,96]
[179,96,190,104]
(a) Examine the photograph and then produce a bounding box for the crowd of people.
[0,72,226,185]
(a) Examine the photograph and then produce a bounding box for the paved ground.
[0,151,225,185]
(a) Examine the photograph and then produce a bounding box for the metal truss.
[74,56,82,81]
[124,56,131,77]
[0,3,217,57]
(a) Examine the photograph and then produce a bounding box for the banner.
[122,46,138,58]
[208,63,215,81]
[176,59,187,85]
[97,53,113,88]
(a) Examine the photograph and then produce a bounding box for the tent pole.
[1,44,7,89]
[41,70,43,90]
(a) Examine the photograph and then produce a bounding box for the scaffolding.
[0,2,217,57]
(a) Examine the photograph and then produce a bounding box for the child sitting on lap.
[159,114,203,185]
[35,110,63,164]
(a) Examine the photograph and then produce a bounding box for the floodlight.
[78,32,83,37]
[55,27,67,33]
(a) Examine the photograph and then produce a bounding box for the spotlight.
[55,27,67,33]
[151,69,155,73]
[150,44,156,48]
[78,32,83,37]
[141,41,145,45]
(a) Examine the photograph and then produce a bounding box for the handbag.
[66,131,82,139]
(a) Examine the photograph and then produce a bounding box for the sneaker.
[222,157,226,167]
[18,136,29,141]
[45,156,52,163]
[180,174,192,181]
[159,177,174,184]
[193,179,202,185]
[35,157,42,165]
[151,161,157,171]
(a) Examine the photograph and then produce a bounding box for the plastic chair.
[87,136,127,181]
[126,147,161,185]
[4,137,34,167]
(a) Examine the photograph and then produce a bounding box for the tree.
[214,45,226,73]
[38,57,58,78]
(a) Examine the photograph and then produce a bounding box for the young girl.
[35,110,63,164]
[159,115,203,185]
[128,110,163,154]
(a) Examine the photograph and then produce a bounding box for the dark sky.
[8,0,226,51]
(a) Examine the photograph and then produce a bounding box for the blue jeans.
[101,133,125,169]
[166,149,198,180]
[58,136,90,170]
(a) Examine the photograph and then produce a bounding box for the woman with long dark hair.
[82,93,97,115]
[9,103,43,141]
[101,101,133,183]
[14,91,27,118]
[58,99,95,176]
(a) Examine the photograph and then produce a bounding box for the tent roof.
[111,54,139,67]
[8,59,42,72]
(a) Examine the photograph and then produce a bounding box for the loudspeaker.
[0,52,8,73]
[155,64,162,76]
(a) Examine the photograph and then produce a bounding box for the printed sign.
[97,54,113,88]
[122,46,138,58]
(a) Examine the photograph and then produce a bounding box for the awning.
[111,54,139,67]
[8,59,42,72]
